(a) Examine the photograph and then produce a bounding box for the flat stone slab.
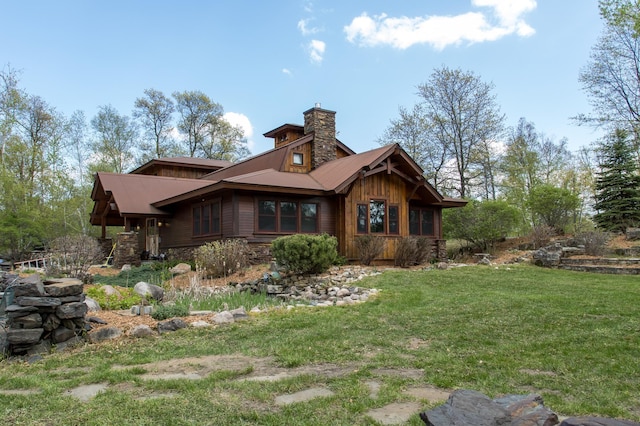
[404,386,451,403]
[366,402,422,425]
[141,372,203,381]
[275,387,334,406]
[64,383,108,402]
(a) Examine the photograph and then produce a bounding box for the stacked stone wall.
[3,275,86,355]
[113,232,141,269]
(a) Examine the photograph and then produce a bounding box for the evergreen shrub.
[271,233,338,274]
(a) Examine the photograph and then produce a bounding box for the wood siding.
[283,142,312,173]
[341,171,442,260]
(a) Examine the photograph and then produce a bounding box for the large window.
[257,200,318,233]
[357,200,399,234]
[409,207,434,236]
[193,200,221,236]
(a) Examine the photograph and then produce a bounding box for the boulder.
[133,282,164,302]
[170,263,192,275]
[84,296,101,312]
[212,311,234,324]
[157,318,188,334]
[130,324,154,338]
[420,390,557,426]
[88,326,122,343]
[532,246,563,268]
[101,285,121,297]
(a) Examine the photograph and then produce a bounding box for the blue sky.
[1,0,604,156]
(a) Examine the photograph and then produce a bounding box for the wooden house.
[90,105,466,265]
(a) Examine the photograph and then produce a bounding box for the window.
[292,152,303,165]
[258,200,276,232]
[193,201,221,236]
[409,207,434,236]
[356,200,395,234]
[257,199,318,233]
[388,205,399,234]
[369,200,385,233]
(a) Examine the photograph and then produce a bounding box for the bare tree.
[173,90,222,157]
[417,66,505,198]
[90,105,138,173]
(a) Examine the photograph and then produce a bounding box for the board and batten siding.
[341,171,442,260]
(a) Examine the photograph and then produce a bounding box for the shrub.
[86,286,142,310]
[354,235,385,265]
[194,239,249,278]
[151,304,190,320]
[46,235,103,282]
[530,224,555,249]
[574,230,610,256]
[271,233,338,274]
[395,236,433,267]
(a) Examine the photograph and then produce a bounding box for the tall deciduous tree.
[378,104,448,191]
[417,66,505,198]
[173,90,222,157]
[593,128,640,231]
[578,0,640,147]
[133,88,176,162]
[90,105,138,173]
[173,90,248,161]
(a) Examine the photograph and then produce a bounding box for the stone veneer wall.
[304,106,337,169]
[113,232,141,269]
[435,239,447,262]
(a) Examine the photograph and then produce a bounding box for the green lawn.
[1,264,639,425]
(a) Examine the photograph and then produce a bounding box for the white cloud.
[223,112,255,152]
[282,68,293,76]
[308,39,326,63]
[344,0,536,50]
[297,18,319,36]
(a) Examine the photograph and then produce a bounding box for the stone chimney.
[304,104,337,169]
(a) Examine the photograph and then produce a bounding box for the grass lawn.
[1,264,639,425]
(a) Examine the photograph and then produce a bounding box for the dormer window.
[292,152,303,165]
[279,134,287,142]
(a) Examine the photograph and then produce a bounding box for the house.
[90,105,466,267]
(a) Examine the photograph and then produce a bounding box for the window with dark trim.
[193,200,221,236]
[388,205,399,234]
[292,152,303,165]
[257,200,318,233]
[409,207,434,236]
[357,200,396,234]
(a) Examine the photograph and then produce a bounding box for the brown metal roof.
[129,157,232,174]
[94,172,213,215]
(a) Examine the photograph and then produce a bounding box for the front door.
[146,218,159,256]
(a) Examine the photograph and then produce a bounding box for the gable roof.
[90,172,214,224]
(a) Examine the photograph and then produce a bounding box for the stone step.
[559,264,640,275]
[560,257,640,266]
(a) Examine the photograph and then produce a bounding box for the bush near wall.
[194,239,249,278]
[271,234,338,274]
[354,235,385,265]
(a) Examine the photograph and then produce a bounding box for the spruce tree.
[593,129,640,232]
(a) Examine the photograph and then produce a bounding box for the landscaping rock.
[626,228,640,241]
[15,296,61,308]
[12,276,45,297]
[88,326,122,343]
[100,285,121,297]
[10,313,42,329]
[84,296,101,312]
[420,389,558,426]
[170,263,192,275]
[532,245,563,267]
[157,318,187,333]
[52,326,76,344]
[133,282,164,302]
[131,324,154,338]
[86,316,107,325]
[230,306,248,320]
[213,311,235,324]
